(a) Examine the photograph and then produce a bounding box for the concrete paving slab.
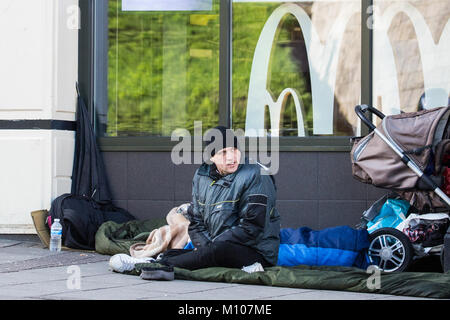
[41,285,171,300]
[76,261,113,275]
[0,251,109,273]
[2,277,133,299]
[1,281,77,299]
[0,294,38,300]
[80,273,150,286]
[0,245,51,263]
[0,269,67,286]
[0,239,22,248]
[138,283,316,300]
[128,278,241,295]
[0,263,113,287]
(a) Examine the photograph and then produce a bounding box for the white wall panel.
[52,132,76,200]
[0,130,74,233]
[0,0,78,121]
[0,131,51,233]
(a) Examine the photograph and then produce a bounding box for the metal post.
[219,0,232,128]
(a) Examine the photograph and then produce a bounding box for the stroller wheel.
[368,228,413,272]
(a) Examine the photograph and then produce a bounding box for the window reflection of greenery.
[232,3,313,137]
[107,0,220,137]
[107,1,354,138]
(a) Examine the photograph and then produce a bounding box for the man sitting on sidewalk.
[109,126,280,275]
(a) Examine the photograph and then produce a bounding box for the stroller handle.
[355,105,386,131]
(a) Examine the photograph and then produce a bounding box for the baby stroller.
[351,105,450,272]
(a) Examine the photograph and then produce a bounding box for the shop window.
[102,0,220,137]
[232,1,362,137]
[372,0,450,119]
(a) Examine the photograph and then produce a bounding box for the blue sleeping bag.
[277,226,370,268]
[183,226,370,269]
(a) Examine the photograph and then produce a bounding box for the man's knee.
[209,241,243,266]
[209,241,229,253]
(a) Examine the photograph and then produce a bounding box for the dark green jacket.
[188,160,281,265]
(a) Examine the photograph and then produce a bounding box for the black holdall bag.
[48,194,135,250]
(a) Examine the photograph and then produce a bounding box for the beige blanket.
[129,204,190,259]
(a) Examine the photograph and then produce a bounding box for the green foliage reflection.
[107,0,220,136]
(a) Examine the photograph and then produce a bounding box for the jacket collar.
[197,159,247,186]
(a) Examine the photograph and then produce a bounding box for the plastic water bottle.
[49,219,62,252]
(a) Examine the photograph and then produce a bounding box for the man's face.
[210,147,241,176]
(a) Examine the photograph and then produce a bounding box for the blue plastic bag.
[183,241,195,250]
[366,198,410,233]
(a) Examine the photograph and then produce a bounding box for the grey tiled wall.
[102,151,388,230]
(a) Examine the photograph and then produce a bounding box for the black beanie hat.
[204,126,239,157]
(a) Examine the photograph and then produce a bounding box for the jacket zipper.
[198,199,240,206]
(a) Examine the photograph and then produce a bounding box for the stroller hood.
[351,106,450,191]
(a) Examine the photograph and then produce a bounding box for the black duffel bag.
[47,193,135,250]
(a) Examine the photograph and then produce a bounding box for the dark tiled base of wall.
[103,151,388,230]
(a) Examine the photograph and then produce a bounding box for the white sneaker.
[241,262,264,273]
[109,254,155,273]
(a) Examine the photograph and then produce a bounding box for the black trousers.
[158,241,271,270]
